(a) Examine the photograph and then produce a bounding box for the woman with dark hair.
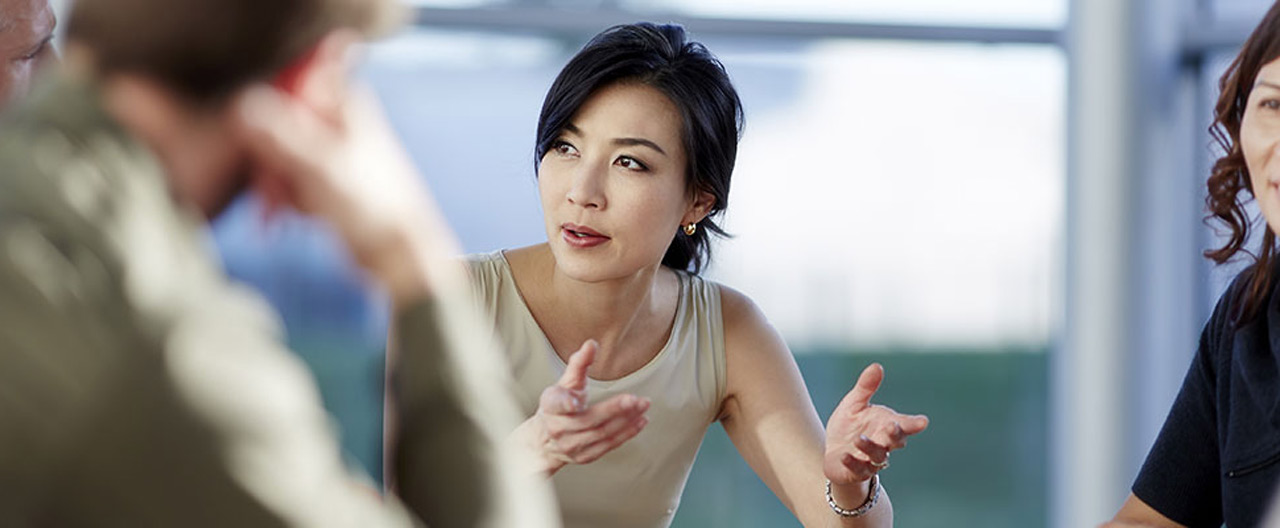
[1105,3,1280,527]
[464,22,927,527]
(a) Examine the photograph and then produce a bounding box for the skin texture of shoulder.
[501,244,549,282]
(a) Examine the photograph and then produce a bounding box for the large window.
[1210,0,1272,21]
[707,41,1061,350]
[408,0,1066,28]
[215,4,1065,526]
[367,23,1061,528]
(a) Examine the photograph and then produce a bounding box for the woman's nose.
[566,162,607,209]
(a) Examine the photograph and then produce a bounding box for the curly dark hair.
[1205,1,1280,322]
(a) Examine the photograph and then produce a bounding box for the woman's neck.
[511,244,678,379]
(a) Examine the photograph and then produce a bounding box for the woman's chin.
[547,246,602,278]
[550,249,641,284]
[1262,195,1280,236]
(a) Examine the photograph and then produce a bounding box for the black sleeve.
[1131,281,1235,527]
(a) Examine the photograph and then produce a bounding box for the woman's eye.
[1261,99,1280,111]
[615,156,648,171]
[552,141,578,157]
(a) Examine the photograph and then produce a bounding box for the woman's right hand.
[509,340,651,476]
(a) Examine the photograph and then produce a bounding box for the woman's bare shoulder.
[716,283,773,338]
[504,243,549,264]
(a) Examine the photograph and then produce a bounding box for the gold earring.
[683,222,697,236]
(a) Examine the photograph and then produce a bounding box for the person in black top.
[1105,2,1280,527]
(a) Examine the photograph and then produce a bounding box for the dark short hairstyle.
[534,22,745,274]
[66,0,404,104]
[1205,0,1280,322]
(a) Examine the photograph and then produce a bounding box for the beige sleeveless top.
[467,251,727,528]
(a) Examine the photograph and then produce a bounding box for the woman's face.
[538,82,711,282]
[1243,58,1280,234]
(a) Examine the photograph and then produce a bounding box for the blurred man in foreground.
[0,0,55,105]
[0,0,557,526]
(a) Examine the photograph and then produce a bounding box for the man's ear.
[270,29,361,122]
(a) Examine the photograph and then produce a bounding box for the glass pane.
[214,23,1062,522]
[1211,0,1272,22]
[361,29,563,253]
[1203,49,1258,306]
[356,29,1062,528]
[711,40,1063,351]
[407,0,492,7]
[406,0,1067,29]
[625,0,1065,28]
[363,31,1064,350]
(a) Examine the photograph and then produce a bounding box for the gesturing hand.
[823,363,929,485]
[231,31,460,305]
[510,340,650,476]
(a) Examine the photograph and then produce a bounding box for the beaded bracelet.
[825,474,881,517]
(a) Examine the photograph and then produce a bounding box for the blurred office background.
[192,0,1268,526]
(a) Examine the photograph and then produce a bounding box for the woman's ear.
[270,29,361,124]
[683,190,716,225]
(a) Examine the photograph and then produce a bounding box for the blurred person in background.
[446,22,928,528]
[1104,2,1280,527]
[0,0,557,526]
[0,0,55,106]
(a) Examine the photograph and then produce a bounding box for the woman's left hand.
[823,363,929,485]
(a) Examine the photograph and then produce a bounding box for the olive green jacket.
[0,76,558,527]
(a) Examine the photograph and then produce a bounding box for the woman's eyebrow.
[562,123,668,156]
[1254,80,1280,91]
[612,137,667,156]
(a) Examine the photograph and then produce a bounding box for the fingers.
[538,393,650,467]
[580,401,649,439]
[863,412,926,450]
[841,453,875,481]
[552,405,649,457]
[851,363,885,406]
[571,415,649,464]
[870,421,909,450]
[544,393,649,430]
[233,85,344,219]
[841,415,922,465]
[870,410,928,446]
[234,85,326,174]
[835,363,884,414]
[580,393,649,428]
[854,434,889,464]
[824,364,931,485]
[539,385,585,415]
[827,438,889,484]
[834,452,876,483]
[898,413,930,435]
[556,340,598,392]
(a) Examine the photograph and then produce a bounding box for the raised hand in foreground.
[823,364,930,489]
[509,340,651,475]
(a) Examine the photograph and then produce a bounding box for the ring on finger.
[871,460,890,470]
